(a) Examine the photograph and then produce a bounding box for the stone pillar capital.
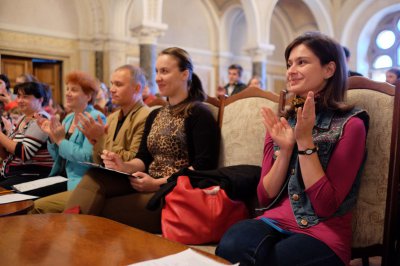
[130,22,168,45]
[246,44,275,62]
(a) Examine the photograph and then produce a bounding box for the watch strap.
[298,146,318,155]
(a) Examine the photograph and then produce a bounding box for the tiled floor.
[350,257,381,266]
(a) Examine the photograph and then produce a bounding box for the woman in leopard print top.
[101,47,220,191]
[65,47,220,232]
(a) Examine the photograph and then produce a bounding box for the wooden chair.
[217,86,279,168]
[191,87,279,255]
[347,76,399,266]
[204,95,221,125]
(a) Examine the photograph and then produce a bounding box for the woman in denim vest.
[216,32,369,266]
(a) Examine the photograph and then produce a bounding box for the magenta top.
[257,117,367,265]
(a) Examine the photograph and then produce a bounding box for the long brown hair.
[159,47,206,117]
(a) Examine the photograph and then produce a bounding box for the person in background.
[142,84,157,105]
[217,64,247,97]
[0,74,17,114]
[385,68,400,85]
[94,82,113,115]
[16,73,39,85]
[248,75,264,89]
[0,74,13,134]
[342,46,362,77]
[0,74,11,114]
[6,106,22,133]
[0,82,54,193]
[42,83,65,121]
[64,47,220,233]
[30,71,106,213]
[216,32,369,266]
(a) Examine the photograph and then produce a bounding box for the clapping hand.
[35,113,52,137]
[294,91,316,146]
[0,93,11,105]
[1,116,12,135]
[261,106,295,154]
[50,116,65,145]
[76,112,107,145]
[36,114,65,145]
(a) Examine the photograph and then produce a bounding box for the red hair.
[65,71,98,105]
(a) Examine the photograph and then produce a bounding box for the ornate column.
[131,23,167,94]
[102,40,127,85]
[246,44,274,90]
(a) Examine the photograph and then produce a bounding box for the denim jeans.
[216,219,344,266]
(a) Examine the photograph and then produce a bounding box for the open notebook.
[78,161,132,177]
[12,176,68,193]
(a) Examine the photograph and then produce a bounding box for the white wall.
[0,0,79,38]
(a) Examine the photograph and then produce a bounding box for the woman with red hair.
[31,71,106,213]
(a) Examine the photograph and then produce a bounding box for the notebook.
[78,161,132,177]
[12,176,68,193]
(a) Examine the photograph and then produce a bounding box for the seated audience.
[42,83,63,119]
[0,82,53,191]
[0,74,13,134]
[0,74,11,114]
[142,84,157,105]
[216,32,369,266]
[94,82,113,115]
[217,64,247,97]
[7,106,22,131]
[248,75,264,89]
[30,71,106,213]
[0,73,16,115]
[343,46,363,77]
[16,73,39,84]
[64,65,150,214]
[4,74,40,112]
[385,68,400,85]
[64,47,220,232]
[76,64,150,163]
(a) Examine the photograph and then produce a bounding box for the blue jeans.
[216,219,344,266]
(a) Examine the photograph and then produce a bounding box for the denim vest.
[271,108,369,228]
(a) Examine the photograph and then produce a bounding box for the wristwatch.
[298,146,318,155]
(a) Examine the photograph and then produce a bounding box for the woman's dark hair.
[42,83,53,107]
[0,74,11,92]
[284,31,349,112]
[159,47,206,117]
[14,82,48,107]
[387,68,400,79]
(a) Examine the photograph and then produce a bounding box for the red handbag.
[161,175,249,244]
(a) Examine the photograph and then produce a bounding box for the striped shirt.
[1,111,54,178]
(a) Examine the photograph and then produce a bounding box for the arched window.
[368,13,400,81]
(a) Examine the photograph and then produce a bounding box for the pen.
[0,189,14,195]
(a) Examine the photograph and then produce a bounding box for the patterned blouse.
[0,111,53,178]
[146,106,189,179]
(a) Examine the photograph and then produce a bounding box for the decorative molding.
[130,21,168,45]
[246,44,276,62]
[0,30,78,55]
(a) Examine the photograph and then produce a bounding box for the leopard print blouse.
[146,106,189,179]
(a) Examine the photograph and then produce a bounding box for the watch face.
[305,149,313,155]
